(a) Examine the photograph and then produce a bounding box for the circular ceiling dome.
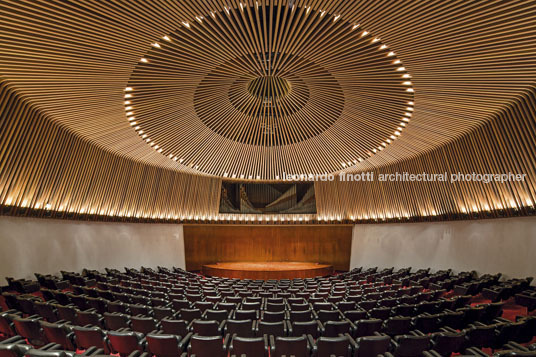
[126,3,414,179]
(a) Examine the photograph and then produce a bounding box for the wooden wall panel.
[183,225,352,271]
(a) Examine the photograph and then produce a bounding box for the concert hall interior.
[1,1,536,356]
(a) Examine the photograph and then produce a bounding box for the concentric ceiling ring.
[125,3,414,179]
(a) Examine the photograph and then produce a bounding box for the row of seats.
[1,265,535,357]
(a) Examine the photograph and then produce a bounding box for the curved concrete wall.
[0,216,185,282]
[351,216,536,280]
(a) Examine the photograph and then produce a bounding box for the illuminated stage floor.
[201,261,334,279]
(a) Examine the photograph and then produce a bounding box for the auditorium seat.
[130,316,159,335]
[153,307,174,321]
[261,310,286,322]
[103,312,130,331]
[383,317,413,336]
[322,320,356,337]
[354,334,391,357]
[54,306,77,325]
[76,311,104,329]
[0,312,20,339]
[203,309,229,322]
[0,336,32,357]
[316,309,342,323]
[233,309,258,321]
[191,320,224,336]
[146,333,191,357]
[13,317,46,347]
[107,330,145,357]
[159,318,189,337]
[389,332,432,357]
[72,326,109,354]
[33,303,58,323]
[354,319,383,338]
[312,335,353,357]
[270,335,310,357]
[187,334,228,357]
[429,329,466,356]
[228,335,269,357]
[222,319,253,337]
[39,322,75,351]
[179,308,202,322]
[256,321,287,337]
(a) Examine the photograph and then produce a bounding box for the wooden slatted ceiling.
[0,0,536,222]
[1,0,535,177]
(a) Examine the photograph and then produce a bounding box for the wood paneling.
[183,225,352,271]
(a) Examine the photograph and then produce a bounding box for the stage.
[201,262,334,279]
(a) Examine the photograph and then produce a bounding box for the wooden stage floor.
[201,262,334,279]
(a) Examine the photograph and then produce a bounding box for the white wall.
[0,216,185,282]
[351,216,536,280]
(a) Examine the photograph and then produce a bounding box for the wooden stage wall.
[183,225,352,272]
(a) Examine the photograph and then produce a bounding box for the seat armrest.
[504,341,529,352]
[223,333,231,352]
[285,320,293,335]
[317,320,325,333]
[218,320,226,332]
[179,331,193,349]
[412,330,426,336]
[80,347,102,356]
[39,343,63,351]
[0,336,25,344]
[344,333,358,349]
[306,334,315,349]
[269,335,276,353]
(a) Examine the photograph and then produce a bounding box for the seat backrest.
[33,302,58,323]
[231,336,266,357]
[355,335,390,357]
[204,309,228,322]
[262,311,286,322]
[72,325,107,351]
[323,321,352,337]
[130,316,158,334]
[317,309,341,323]
[54,305,77,324]
[13,318,45,346]
[395,335,431,357]
[235,309,257,320]
[274,336,309,357]
[290,310,313,322]
[107,330,141,355]
[344,310,368,323]
[39,321,74,351]
[189,335,225,357]
[257,321,286,337]
[316,336,351,357]
[292,320,320,339]
[153,307,173,321]
[160,318,188,337]
[384,317,412,336]
[0,313,17,337]
[179,308,202,321]
[76,310,102,328]
[354,319,383,337]
[192,319,220,336]
[103,312,130,330]
[226,319,254,337]
[432,332,465,355]
[146,333,182,357]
